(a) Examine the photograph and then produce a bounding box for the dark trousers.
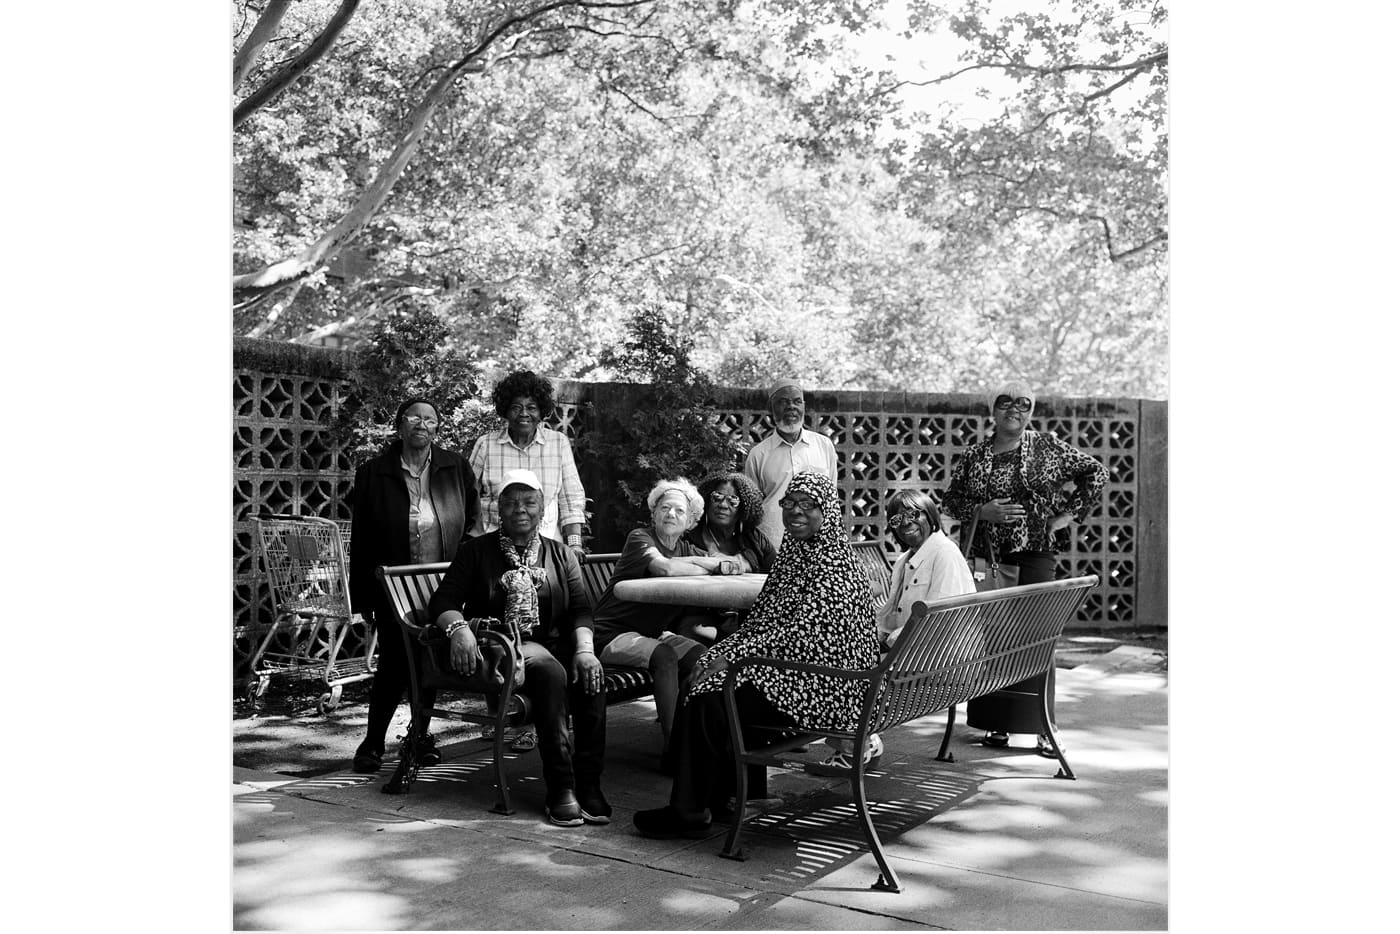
[966,550,1059,732]
[364,608,434,753]
[669,684,794,818]
[521,640,607,794]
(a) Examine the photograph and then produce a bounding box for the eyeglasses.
[886,512,922,531]
[403,415,439,429]
[778,497,820,512]
[506,403,541,417]
[993,395,1033,412]
[708,493,741,507]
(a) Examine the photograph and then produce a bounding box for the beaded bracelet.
[444,619,471,639]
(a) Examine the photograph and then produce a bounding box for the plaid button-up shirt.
[467,425,587,542]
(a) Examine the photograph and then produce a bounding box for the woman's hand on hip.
[449,629,483,677]
[1048,512,1073,533]
[980,498,1027,523]
[573,650,604,696]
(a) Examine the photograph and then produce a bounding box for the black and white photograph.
[228,0,1169,929]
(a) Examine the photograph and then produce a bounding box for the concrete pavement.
[233,646,1166,931]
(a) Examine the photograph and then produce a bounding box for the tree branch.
[234,0,362,128]
[232,0,293,90]
[873,49,1166,102]
[233,0,657,305]
[1015,204,1168,262]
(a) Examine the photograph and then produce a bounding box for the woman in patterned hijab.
[634,470,881,839]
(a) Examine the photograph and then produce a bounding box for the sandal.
[1036,733,1066,758]
[510,729,538,752]
[805,735,882,775]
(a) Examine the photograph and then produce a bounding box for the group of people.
[345,369,1108,831]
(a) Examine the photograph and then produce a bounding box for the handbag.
[961,512,1020,593]
[415,612,525,694]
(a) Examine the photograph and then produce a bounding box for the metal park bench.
[717,575,1099,893]
[373,554,654,811]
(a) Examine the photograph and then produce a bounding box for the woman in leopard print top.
[942,379,1107,754]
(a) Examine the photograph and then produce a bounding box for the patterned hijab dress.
[688,470,881,731]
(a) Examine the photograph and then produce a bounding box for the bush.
[576,305,742,540]
[332,303,493,463]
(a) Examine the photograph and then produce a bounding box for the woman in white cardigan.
[813,489,975,771]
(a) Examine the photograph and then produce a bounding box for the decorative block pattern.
[233,358,1153,670]
[715,405,1138,628]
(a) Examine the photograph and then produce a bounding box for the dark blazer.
[349,440,477,618]
[426,532,592,651]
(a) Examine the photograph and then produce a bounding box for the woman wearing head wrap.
[941,379,1107,755]
[633,470,881,839]
[591,478,743,760]
[348,398,478,774]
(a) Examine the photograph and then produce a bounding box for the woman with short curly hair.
[590,477,743,761]
[469,369,588,556]
[684,472,777,575]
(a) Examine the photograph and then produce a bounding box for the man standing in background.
[742,379,839,546]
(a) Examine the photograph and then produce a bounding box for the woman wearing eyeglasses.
[349,397,478,774]
[684,472,777,575]
[942,380,1107,755]
[812,489,976,771]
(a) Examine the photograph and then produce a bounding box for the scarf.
[497,531,547,636]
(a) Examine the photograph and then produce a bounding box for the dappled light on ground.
[236,647,1167,929]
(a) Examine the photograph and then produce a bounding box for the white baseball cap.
[499,468,543,495]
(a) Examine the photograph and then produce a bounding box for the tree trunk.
[232,0,293,89]
[234,0,362,128]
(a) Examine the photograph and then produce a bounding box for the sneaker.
[577,785,612,825]
[352,742,383,774]
[545,788,584,827]
[510,729,538,752]
[415,732,442,767]
[1036,732,1067,759]
[633,805,712,839]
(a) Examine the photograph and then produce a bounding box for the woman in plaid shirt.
[469,370,589,557]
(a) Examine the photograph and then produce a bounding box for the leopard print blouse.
[942,428,1107,557]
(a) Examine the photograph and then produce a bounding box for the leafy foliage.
[575,305,743,539]
[233,0,1169,400]
[331,302,495,465]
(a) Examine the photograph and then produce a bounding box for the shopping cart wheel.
[244,677,269,704]
[317,684,343,716]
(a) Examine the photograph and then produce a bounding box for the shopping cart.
[246,514,377,714]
